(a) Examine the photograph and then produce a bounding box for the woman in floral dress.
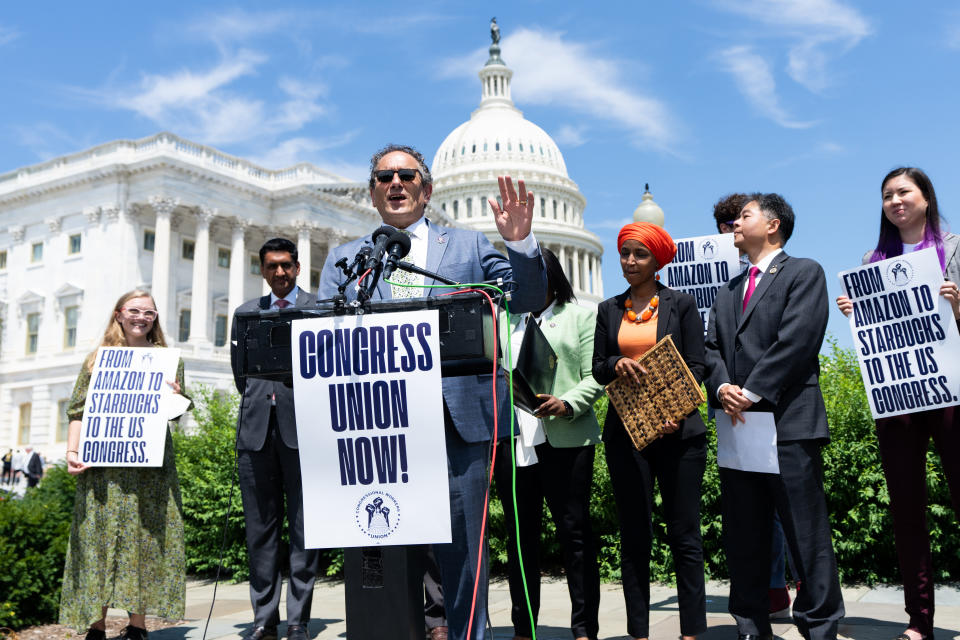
[60,289,188,640]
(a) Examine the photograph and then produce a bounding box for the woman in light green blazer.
[494,248,604,640]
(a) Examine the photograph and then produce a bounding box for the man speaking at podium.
[319,144,547,640]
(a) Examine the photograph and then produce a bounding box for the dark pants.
[424,546,446,630]
[605,427,707,639]
[1,462,10,484]
[494,442,600,639]
[720,440,844,640]
[432,420,492,640]
[876,407,960,638]
[237,410,320,629]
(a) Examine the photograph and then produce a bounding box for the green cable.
[385,276,537,640]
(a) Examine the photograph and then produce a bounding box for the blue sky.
[2,1,959,349]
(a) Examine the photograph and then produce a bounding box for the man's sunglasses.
[375,168,421,183]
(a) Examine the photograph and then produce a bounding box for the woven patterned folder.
[605,335,705,451]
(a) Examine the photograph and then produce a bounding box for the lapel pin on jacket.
[769,266,778,273]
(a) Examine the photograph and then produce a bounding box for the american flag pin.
[769,266,778,273]
[438,236,447,244]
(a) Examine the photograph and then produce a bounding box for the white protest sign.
[78,347,181,467]
[838,248,960,420]
[667,233,741,333]
[292,309,451,548]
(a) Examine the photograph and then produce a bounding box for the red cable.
[441,288,499,640]
[356,267,373,285]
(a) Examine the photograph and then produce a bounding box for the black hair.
[871,167,945,268]
[748,192,795,245]
[542,248,576,306]
[259,237,298,264]
[712,193,750,232]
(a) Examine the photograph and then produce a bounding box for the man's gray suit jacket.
[317,220,547,444]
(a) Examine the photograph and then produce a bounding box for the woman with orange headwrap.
[592,222,707,640]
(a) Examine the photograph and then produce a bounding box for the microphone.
[364,226,395,271]
[383,230,412,280]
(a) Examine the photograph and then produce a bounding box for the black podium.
[235,293,497,640]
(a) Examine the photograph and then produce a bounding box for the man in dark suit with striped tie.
[704,194,844,640]
[230,237,319,640]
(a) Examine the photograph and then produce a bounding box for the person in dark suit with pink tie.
[704,194,844,640]
[230,238,319,640]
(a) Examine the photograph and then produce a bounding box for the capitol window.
[540,198,546,217]
[249,254,260,275]
[57,399,70,442]
[218,247,231,268]
[68,234,82,254]
[64,306,79,348]
[18,403,31,444]
[453,200,459,218]
[143,229,155,251]
[311,269,320,291]
[26,313,40,354]
[182,239,195,260]
[31,242,43,263]
[179,310,191,342]
[519,143,523,152]
[472,144,476,153]
[0,250,6,270]
[215,315,228,347]
[466,198,473,218]
[483,142,488,151]
[495,142,500,151]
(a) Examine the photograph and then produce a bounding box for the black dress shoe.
[246,627,279,640]
[287,625,309,640]
[738,634,773,640]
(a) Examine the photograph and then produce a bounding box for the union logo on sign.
[885,260,914,288]
[355,491,401,540]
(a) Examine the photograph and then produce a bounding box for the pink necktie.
[275,299,291,309]
[743,266,761,311]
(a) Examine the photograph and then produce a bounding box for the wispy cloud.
[12,122,94,161]
[186,9,296,48]
[717,46,816,129]
[249,131,359,169]
[440,28,679,151]
[712,0,871,92]
[554,125,588,147]
[0,24,19,46]
[589,216,634,231]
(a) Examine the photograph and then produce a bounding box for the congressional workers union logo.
[355,491,400,539]
[885,260,914,288]
[700,239,718,260]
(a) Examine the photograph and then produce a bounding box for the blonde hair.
[83,289,168,371]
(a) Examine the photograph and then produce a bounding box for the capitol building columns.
[228,219,250,319]
[148,196,178,323]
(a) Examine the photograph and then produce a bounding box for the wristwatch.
[561,400,573,416]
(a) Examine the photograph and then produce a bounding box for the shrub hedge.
[2,339,958,629]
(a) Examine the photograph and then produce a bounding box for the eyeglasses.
[122,308,157,319]
[375,168,421,183]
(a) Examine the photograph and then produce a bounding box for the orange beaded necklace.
[625,295,659,323]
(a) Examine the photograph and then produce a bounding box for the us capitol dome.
[430,22,604,305]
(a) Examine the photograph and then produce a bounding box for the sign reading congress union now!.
[838,248,960,420]
[78,347,182,467]
[667,233,741,334]
[292,310,451,548]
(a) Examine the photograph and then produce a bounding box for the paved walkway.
[129,577,960,640]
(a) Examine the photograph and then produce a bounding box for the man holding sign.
[319,144,546,640]
[704,194,844,640]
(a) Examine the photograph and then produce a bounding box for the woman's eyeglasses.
[375,168,421,183]
[122,308,157,319]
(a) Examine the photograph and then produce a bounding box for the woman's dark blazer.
[592,283,706,441]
